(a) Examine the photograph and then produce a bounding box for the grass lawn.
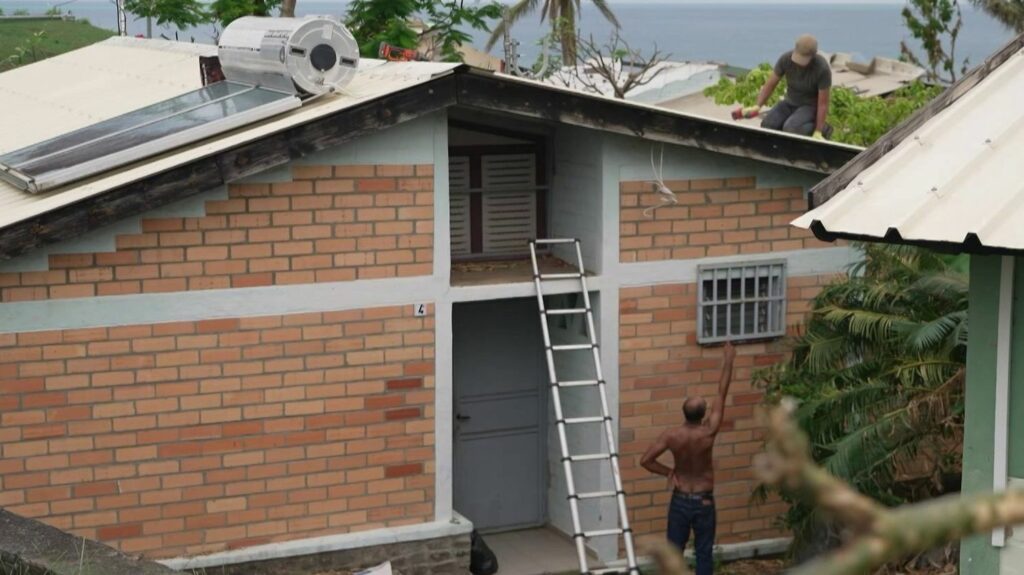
[0,18,114,70]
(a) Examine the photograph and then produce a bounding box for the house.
[793,33,1024,575]
[0,36,860,573]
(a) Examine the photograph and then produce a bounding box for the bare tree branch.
[567,33,669,99]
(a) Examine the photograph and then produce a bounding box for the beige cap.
[792,34,818,66]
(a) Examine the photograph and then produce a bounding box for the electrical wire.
[643,143,679,218]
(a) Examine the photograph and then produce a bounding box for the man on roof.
[737,34,833,140]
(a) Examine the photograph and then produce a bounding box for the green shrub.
[704,63,943,147]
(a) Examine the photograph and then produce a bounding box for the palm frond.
[589,0,621,27]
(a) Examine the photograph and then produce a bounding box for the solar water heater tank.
[218,16,359,96]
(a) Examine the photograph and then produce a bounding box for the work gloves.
[812,130,825,140]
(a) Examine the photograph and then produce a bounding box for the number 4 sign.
[413,303,427,317]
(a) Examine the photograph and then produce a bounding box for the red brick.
[384,463,423,478]
[97,523,142,540]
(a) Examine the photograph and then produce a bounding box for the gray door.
[453,299,547,532]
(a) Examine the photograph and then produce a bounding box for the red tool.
[378,42,420,62]
[731,107,762,121]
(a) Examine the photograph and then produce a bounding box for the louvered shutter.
[481,154,537,256]
[449,156,471,257]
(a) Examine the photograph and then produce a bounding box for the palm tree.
[486,0,620,64]
[971,0,1024,32]
[757,243,968,553]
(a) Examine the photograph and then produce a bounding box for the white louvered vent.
[449,156,471,191]
[481,154,536,189]
[450,192,471,256]
[482,192,537,255]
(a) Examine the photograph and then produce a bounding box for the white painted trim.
[0,276,445,333]
[434,298,454,522]
[993,255,1014,548]
[447,276,606,303]
[158,516,473,570]
[618,246,857,286]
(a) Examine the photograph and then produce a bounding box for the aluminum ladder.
[528,238,640,575]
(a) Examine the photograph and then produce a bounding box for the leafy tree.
[485,0,620,64]
[970,0,1024,31]
[209,0,282,27]
[123,0,209,38]
[901,0,968,84]
[703,64,942,147]
[345,0,502,61]
[420,0,503,62]
[345,0,420,57]
[756,244,968,553]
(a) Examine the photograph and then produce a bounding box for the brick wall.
[619,177,830,263]
[0,305,435,558]
[617,275,832,548]
[0,165,434,303]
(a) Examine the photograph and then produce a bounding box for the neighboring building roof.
[821,51,925,98]
[794,34,1024,253]
[0,36,860,259]
[545,59,722,104]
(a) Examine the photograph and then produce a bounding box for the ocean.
[0,0,1014,70]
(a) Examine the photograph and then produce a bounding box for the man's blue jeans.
[666,491,716,575]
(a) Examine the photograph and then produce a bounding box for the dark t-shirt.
[774,51,832,108]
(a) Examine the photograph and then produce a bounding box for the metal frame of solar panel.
[0,81,301,194]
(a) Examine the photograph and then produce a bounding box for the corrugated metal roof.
[793,44,1024,251]
[0,37,458,230]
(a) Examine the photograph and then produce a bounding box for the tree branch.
[755,399,1024,575]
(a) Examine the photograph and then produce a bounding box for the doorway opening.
[452,295,616,569]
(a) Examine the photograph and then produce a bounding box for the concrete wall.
[544,293,617,556]
[550,125,605,274]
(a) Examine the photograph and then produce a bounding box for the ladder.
[528,238,640,575]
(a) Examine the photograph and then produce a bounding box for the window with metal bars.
[697,261,787,343]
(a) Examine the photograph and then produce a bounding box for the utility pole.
[502,8,521,76]
[114,0,128,36]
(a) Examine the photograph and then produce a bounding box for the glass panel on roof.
[0,82,252,167]
[0,81,300,193]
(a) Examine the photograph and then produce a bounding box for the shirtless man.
[639,342,736,575]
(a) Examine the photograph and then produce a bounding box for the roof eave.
[807,220,1024,256]
[0,73,460,261]
[457,68,859,175]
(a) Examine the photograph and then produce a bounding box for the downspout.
[993,255,1014,547]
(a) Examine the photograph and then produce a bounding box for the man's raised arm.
[706,342,737,434]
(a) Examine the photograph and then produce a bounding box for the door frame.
[451,298,550,533]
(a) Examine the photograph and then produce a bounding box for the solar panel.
[0,81,301,193]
